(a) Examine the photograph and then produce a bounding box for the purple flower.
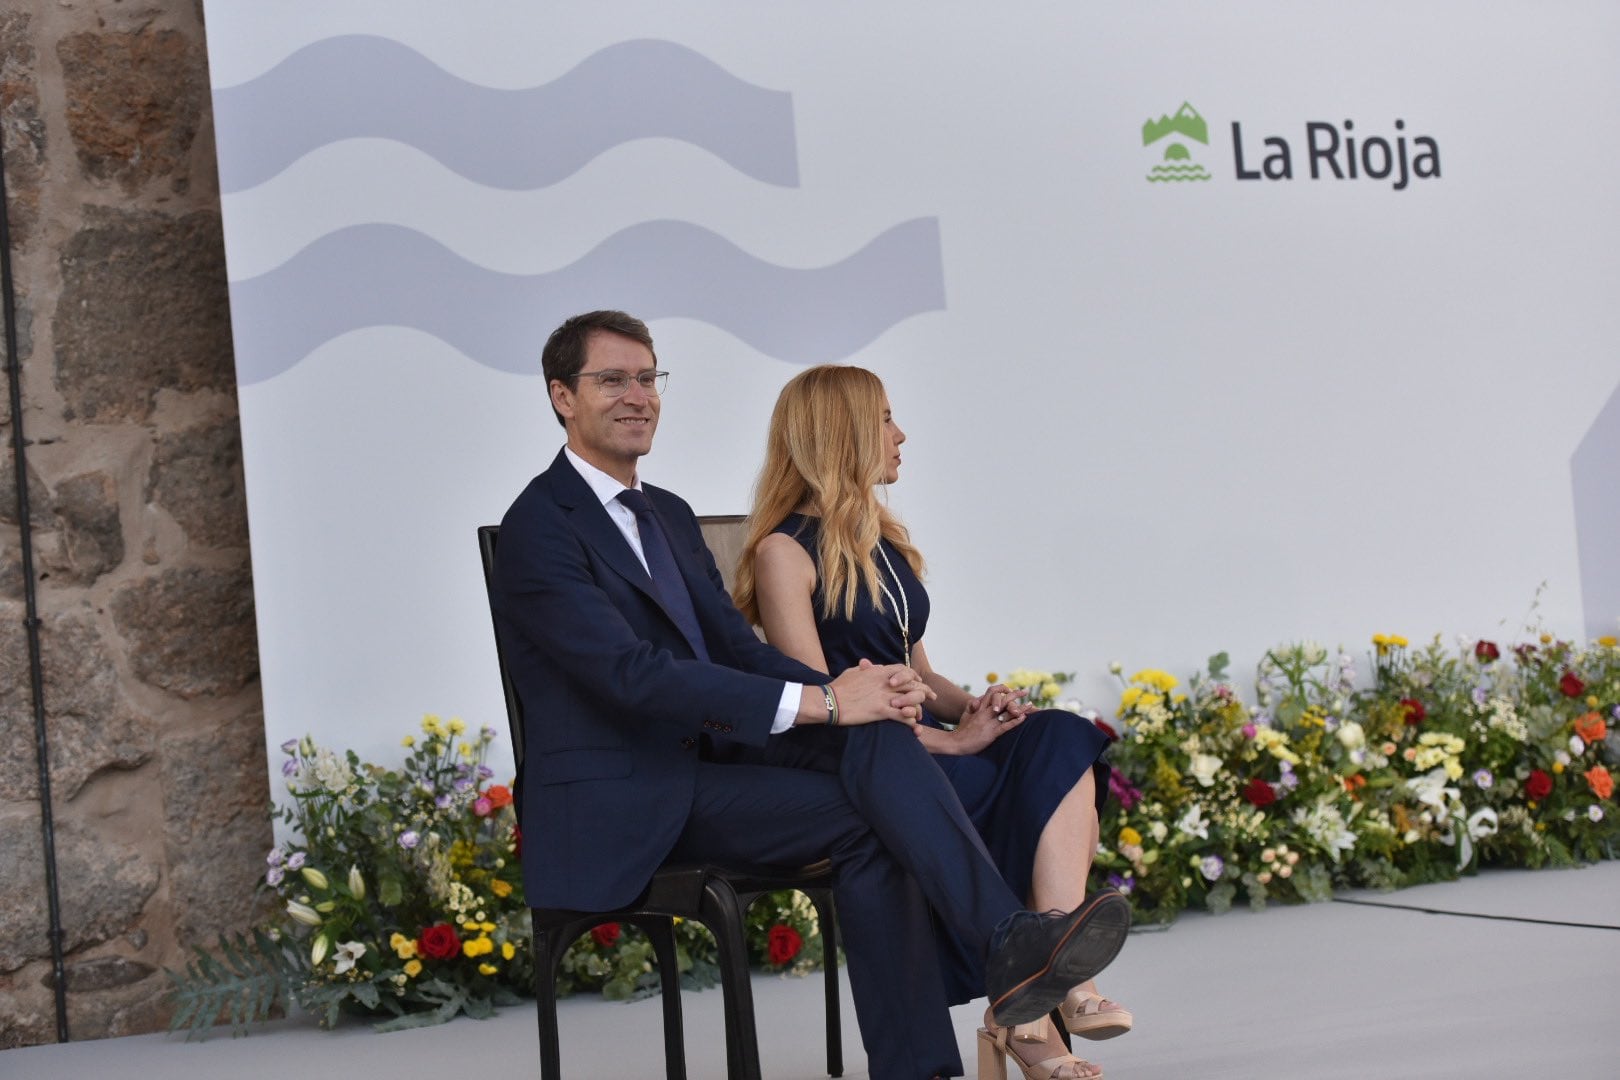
[435,794,453,810]
[1473,769,1494,789]
[280,739,298,754]
[1108,771,1143,811]
[1242,724,1257,739]
[1278,762,1300,791]
[1199,855,1225,882]
[399,830,420,850]
[477,765,494,780]
[286,851,306,870]
[454,778,474,793]
[266,865,285,887]
[265,848,284,867]
[1106,872,1134,895]
[1471,686,1489,707]
[281,758,299,777]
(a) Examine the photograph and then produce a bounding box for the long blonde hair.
[734,365,924,624]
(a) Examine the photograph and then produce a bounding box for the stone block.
[56,28,204,188]
[54,208,234,423]
[162,708,274,943]
[49,471,125,583]
[110,565,259,698]
[0,608,153,803]
[0,10,44,249]
[148,417,248,549]
[0,458,51,525]
[0,812,50,974]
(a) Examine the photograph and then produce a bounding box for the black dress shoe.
[984,890,1131,1026]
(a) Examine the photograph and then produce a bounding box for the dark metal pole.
[1,110,71,1044]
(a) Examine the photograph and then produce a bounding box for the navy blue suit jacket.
[492,450,824,910]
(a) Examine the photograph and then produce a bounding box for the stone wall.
[1,0,270,1047]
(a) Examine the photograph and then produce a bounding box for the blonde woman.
[736,365,1132,1080]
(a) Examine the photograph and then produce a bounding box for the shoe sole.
[991,892,1131,1026]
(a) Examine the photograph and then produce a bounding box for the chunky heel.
[977,1028,1010,1080]
[978,1010,1102,1080]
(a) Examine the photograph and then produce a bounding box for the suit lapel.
[548,452,705,654]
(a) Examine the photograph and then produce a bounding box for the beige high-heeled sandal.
[977,1011,1102,1080]
[1059,988,1134,1041]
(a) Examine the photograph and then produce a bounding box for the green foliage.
[165,929,303,1039]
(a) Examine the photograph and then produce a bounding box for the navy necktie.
[617,489,710,661]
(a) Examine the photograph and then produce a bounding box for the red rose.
[1559,672,1586,698]
[766,924,803,966]
[1241,778,1276,807]
[1474,640,1500,663]
[591,922,621,948]
[1400,698,1427,725]
[1525,769,1553,801]
[417,923,461,960]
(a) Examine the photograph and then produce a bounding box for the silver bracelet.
[820,684,839,726]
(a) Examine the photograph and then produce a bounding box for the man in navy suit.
[492,311,1128,1079]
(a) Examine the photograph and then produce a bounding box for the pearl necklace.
[874,542,911,668]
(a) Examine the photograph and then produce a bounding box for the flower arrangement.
[988,668,1079,711]
[1092,635,1620,924]
[170,717,531,1033]
[168,717,830,1034]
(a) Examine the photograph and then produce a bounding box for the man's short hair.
[541,310,657,427]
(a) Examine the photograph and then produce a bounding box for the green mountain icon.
[1142,102,1208,147]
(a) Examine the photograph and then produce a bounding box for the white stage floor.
[7,863,1618,1079]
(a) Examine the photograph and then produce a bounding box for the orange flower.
[1573,712,1607,745]
[1343,774,1367,796]
[484,784,513,809]
[1585,766,1614,800]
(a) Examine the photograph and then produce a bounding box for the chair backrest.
[696,514,748,593]
[476,525,525,770]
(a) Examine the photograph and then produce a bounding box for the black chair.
[477,524,843,1080]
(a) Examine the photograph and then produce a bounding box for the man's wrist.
[821,683,839,726]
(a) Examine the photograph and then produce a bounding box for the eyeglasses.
[568,369,669,397]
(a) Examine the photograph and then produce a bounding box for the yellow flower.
[1598,636,1618,648]
[1119,686,1144,713]
[459,744,476,760]
[401,735,415,748]
[490,879,513,898]
[1130,669,1179,693]
[502,942,517,961]
[1552,761,1565,774]
[985,672,999,684]
[1391,635,1408,648]
[1118,827,1142,847]
[1040,682,1062,702]
[478,963,498,976]
[449,717,467,735]
[404,959,422,978]
[421,714,443,735]
[1587,695,1600,709]
[1539,633,1553,645]
[389,933,417,960]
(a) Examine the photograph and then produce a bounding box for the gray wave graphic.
[228,220,945,384]
[213,36,798,193]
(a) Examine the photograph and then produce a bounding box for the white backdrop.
[200,1,1620,790]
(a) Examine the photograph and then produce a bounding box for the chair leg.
[634,916,689,1080]
[532,923,565,1080]
[703,881,763,1080]
[1052,1006,1071,1053]
[807,889,843,1078]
